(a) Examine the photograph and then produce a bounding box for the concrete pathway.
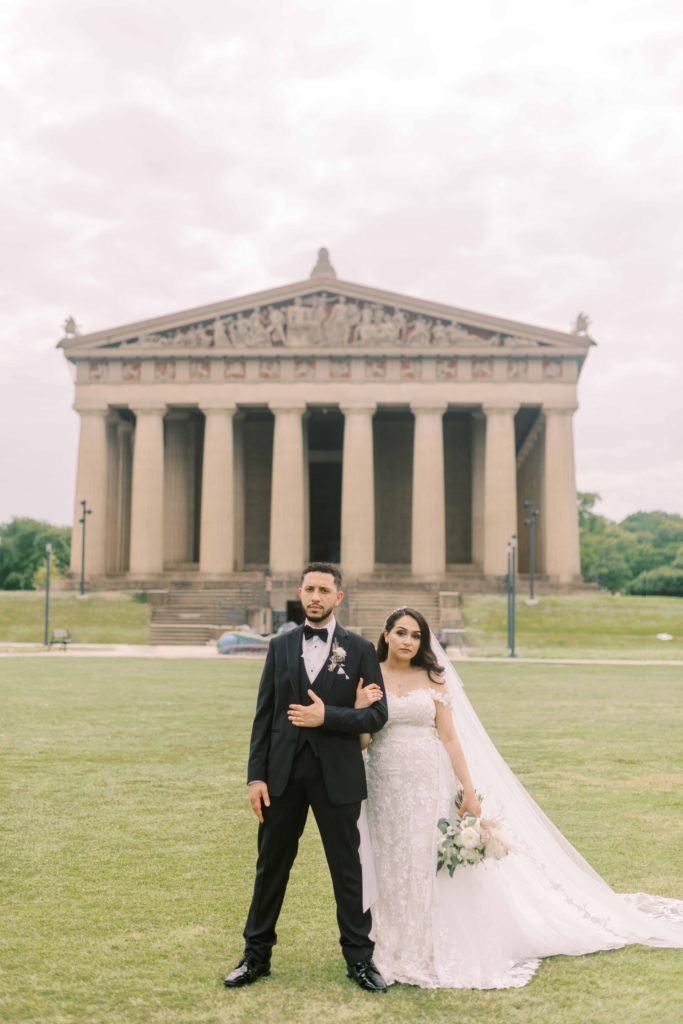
[0,642,681,666]
[0,642,224,659]
[459,655,683,666]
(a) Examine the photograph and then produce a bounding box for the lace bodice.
[378,687,451,731]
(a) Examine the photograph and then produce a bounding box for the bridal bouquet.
[436,796,511,876]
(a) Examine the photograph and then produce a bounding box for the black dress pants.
[243,744,373,965]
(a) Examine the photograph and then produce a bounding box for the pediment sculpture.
[97,294,553,352]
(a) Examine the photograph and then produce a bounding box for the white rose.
[461,847,482,863]
[459,825,481,849]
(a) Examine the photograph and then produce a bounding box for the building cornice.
[58,275,595,366]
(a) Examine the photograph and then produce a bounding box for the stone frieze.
[79,352,575,386]
[97,293,556,353]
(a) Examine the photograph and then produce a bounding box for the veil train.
[358,635,683,982]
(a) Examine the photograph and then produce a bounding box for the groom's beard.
[304,601,337,624]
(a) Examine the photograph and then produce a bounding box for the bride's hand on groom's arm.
[356,680,382,748]
[354,678,383,709]
[288,690,325,728]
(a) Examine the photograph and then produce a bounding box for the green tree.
[621,510,683,547]
[577,496,683,595]
[0,518,71,590]
[577,492,604,532]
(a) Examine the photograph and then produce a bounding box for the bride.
[356,606,683,989]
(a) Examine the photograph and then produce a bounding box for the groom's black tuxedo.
[248,622,388,804]
[243,621,388,965]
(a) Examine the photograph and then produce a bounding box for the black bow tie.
[304,625,329,642]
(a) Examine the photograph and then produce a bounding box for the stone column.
[70,408,109,577]
[411,405,447,577]
[470,412,486,567]
[482,405,519,575]
[269,403,306,573]
[164,412,195,565]
[233,416,245,571]
[129,407,166,575]
[105,417,121,572]
[117,421,133,571]
[340,404,376,575]
[199,406,236,575]
[542,406,581,581]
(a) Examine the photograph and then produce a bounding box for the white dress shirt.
[302,617,335,683]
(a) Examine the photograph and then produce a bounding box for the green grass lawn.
[0,591,149,645]
[1,659,681,1024]
[462,593,683,660]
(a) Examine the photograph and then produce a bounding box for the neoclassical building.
[60,249,591,596]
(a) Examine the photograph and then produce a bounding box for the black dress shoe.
[223,954,271,987]
[346,957,387,993]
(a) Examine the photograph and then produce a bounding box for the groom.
[224,562,388,992]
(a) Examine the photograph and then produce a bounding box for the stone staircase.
[142,568,595,645]
[343,573,465,645]
[345,588,440,639]
[149,576,267,644]
[148,575,464,646]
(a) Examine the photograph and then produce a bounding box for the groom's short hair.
[301,562,342,590]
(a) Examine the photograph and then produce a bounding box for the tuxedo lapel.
[286,625,304,701]
[313,624,351,703]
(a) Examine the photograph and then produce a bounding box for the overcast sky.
[2,0,682,528]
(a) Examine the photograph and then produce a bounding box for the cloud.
[580,461,683,523]
[1,0,682,525]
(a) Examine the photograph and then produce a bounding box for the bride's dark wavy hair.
[377,607,445,684]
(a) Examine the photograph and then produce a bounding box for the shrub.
[626,566,683,597]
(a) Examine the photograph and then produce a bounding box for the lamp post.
[79,499,92,596]
[44,542,52,646]
[507,535,517,658]
[523,500,540,604]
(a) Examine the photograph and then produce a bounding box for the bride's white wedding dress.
[362,646,683,989]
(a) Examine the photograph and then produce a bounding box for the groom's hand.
[288,690,325,728]
[248,781,270,822]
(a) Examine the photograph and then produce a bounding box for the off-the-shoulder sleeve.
[430,688,452,707]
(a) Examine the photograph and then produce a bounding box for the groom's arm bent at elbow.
[321,642,388,735]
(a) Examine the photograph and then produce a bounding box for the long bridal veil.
[359,637,683,987]
[426,634,683,966]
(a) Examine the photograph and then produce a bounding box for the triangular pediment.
[58,276,594,358]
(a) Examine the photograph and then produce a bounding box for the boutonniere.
[328,640,347,672]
